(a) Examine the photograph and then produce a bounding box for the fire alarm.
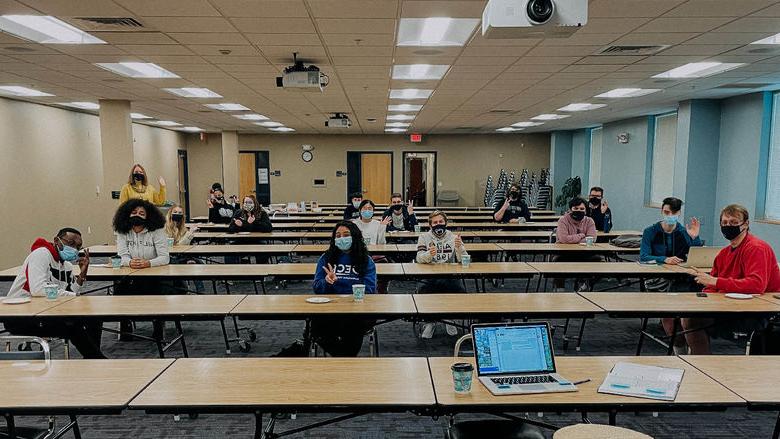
[410,133,422,143]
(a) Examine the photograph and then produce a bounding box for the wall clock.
[302,151,313,162]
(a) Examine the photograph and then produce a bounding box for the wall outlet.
[96,185,100,197]
[87,226,92,234]
[499,153,504,158]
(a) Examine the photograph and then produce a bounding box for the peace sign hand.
[324,263,338,284]
[407,200,414,215]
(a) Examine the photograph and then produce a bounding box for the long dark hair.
[113,199,167,234]
[324,221,369,275]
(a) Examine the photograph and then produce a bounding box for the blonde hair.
[720,204,750,222]
[428,210,448,223]
[164,205,187,243]
[127,163,149,186]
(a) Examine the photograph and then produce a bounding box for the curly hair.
[113,199,166,234]
[324,221,370,276]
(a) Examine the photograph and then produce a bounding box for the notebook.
[598,362,684,401]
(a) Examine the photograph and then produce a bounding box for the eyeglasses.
[720,220,745,227]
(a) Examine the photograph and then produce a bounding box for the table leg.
[575,318,588,351]
[772,411,780,439]
[636,318,649,356]
[667,318,680,356]
[174,320,188,358]
[4,414,16,439]
[608,410,617,426]
[219,319,231,354]
[254,412,262,439]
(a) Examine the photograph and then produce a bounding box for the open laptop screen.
[473,323,555,376]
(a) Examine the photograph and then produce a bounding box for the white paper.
[598,362,684,401]
[258,168,269,184]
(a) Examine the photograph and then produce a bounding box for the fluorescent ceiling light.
[0,15,105,44]
[179,126,202,132]
[205,103,250,111]
[163,87,222,98]
[0,85,53,97]
[558,103,607,112]
[153,120,181,127]
[387,114,416,121]
[385,128,406,133]
[386,122,411,128]
[595,88,661,98]
[531,114,569,121]
[397,17,480,47]
[233,113,268,121]
[496,127,523,132]
[511,121,543,128]
[60,102,99,110]
[269,127,295,132]
[389,89,434,100]
[392,64,449,80]
[130,113,152,119]
[388,104,423,112]
[95,62,178,79]
[751,33,780,45]
[254,121,283,127]
[652,62,745,79]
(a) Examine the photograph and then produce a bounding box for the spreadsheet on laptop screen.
[474,325,554,375]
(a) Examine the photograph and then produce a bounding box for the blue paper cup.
[44,283,58,301]
[451,362,474,394]
[167,237,175,247]
[110,256,122,269]
[352,284,366,302]
[461,254,472,268]
[585,236,594,246]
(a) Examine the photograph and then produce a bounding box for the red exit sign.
[410,133,422,143]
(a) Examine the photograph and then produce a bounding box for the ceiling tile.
[17,0,133,16]
[308,0,398,18]
[400,0,485,18]
[588,0,684,18]
[246,33,322,46]
[230,17,316,33]
[667,0,774,17]
[142,17,238,33]
[210,0,308,17]
[113,0,220,16]
[317,19,396,34]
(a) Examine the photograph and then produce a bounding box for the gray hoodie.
[116,228,170,267]
[415,230,468,264]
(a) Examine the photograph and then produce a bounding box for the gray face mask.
[243,203,255,211]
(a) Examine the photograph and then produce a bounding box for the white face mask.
[352,201,361,209]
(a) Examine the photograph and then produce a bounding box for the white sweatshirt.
[116,228,170,267]
[415,230,467,264]
[352,219,387,245]
[7,246,81,298]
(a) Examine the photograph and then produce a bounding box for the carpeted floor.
[1,262,775,438]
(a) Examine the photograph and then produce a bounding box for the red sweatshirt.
[704,233,780,294]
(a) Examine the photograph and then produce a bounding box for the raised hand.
[600,199,609,214]
[380,216,391,226]
[206,199,214,209]
[234,219,243,227]
[247,215,255,224]
[158,176,166,187]
[407,200,414,215]
[686,217,700,239]
[428,242,437,257]
[454,234,463,249]
[324,263,338,285]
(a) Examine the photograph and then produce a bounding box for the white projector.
[276,70,326,92]
[325,114,352,129]
[482,0,587,39]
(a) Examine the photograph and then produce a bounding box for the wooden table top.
[529,262,677,276]
[264,263,406,277]
[394,243,502,253]
[498,243,607,252]
[682,355,780,405]
[194,232,308,240]
[596,230,642,237]
[232,294,416,317]
[293,244,399,253]
[0,297,75,317]
[468,231,553,239]
[0,265,135,281]
[0,359,173,413]
[184,244,297,254]
[429,356,743,409]
[130,357,436,411]
[401,262,536,276]
[581,292,780,316]
[758,293,780,306]
[127,264,269,278]
[37,295,247,318]
[413,293,602,317]
[88,245,194,256]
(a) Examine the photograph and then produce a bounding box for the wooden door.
[360,153,392,202]
[239,152,256,198]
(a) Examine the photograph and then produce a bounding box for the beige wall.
[185,132,224,217]
[132,123,183,204]
[185,133,550,209]
[0,97,182,269]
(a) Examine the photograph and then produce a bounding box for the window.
[588,127,603,187]
[765,93,780,220]
[649,112,677,205]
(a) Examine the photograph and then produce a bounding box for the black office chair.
[0,336,81,439]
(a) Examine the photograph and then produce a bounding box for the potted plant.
[554,176,581,214]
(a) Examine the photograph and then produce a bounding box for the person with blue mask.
[352,199,390,245]
[275,221,377,357]
[640,197,702,267]
[4,228,105,359]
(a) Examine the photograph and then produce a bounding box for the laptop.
[472,322,577,395]
[679,246,721,269]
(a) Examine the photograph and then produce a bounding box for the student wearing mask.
[587,186,613,232]
[382,193,418,232]
[164,205,204,293]
[4,228,105,359]
[352,200,390,245]
[554,197,599,290]
[113,199,170,340]
[493,184,531,223]
[207,187,239,224]
[415,211,468,338]
[119,163,167,205]
[227,195,273,233]
[343,192,363,220]
[670,204,780,355]
[276,222,377,357]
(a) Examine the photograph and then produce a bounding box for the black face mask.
[589,197,601,206]
[132,173,144,182]
[509,191,519,200]
[171,214,183,223]
[129,215,146,227]
[721,224,744,241]
[570,211,585,221]
[215,195,224,201]
[392,204,403,212]
[431,224,447,237]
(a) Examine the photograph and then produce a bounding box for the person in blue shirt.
[587,186,613,232]
[276,221,377,357]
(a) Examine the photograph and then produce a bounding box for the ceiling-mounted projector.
[482,0,587,39]
[325,113,351,129]
[276,52,329,92]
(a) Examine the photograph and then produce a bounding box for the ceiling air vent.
[595,45,669,56]
[488,109,514,114]
[455,126,479,131]
[715,83,772,89]
[66,17,145,31]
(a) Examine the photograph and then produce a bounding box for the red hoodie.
[704,233,780,294]
[22,238,60,292]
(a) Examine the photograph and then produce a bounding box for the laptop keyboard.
[491,375,557,385]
